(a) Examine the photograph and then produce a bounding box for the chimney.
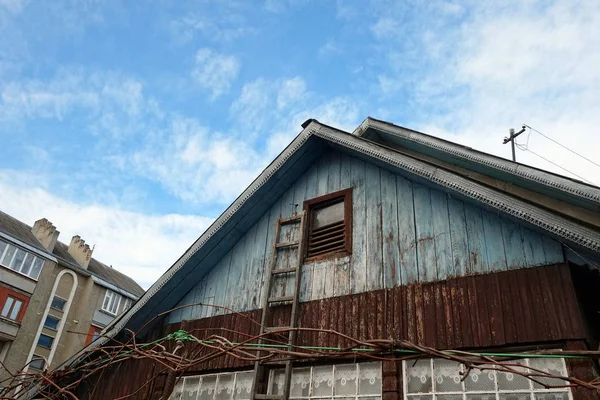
[67,235,93,269]
[32,218,60,252]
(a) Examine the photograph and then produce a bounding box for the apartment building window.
[44,314,61,330]
[1,296,23,321]
[50,296,66,311]
[0,240,44,280]
[304,188,352,259]
[85,325,103,346]
[123,298,132,312]
[403,357,571,400]
[37,334,54,349]
[29,356,46,371]
[102,290,122,315]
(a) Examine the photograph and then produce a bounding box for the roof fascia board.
[90,276,139,300]
[358,118,600,210]
[0,232,57,263]
[58,124,321,369]
[314,125,600,254]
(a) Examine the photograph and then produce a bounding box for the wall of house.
[168,149,564,324]
[74,264,590,400]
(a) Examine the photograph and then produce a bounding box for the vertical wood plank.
[541,235,565,264]
[500,219,527,270]
[413,184,436,282]
[396,175,417,284]
[521,226,547,267]
[464,204,489,274]
[381,168,400,288]
[481,210,508,273]
[299,162,319,302]
[350,156,367,294]
[366,163,383,291]
[447,197,470,278]
[430,190,453,280]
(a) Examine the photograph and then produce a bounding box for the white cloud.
[0,172,212,289]
[370,0,600,186]
[192,48,240,99]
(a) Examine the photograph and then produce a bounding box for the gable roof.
[0,210,144,298]
[60,117,600,369]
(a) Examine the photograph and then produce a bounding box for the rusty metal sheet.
[77,264,586,399]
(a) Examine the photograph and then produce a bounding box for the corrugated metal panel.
[169,150,565,325]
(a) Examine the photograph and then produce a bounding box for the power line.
[524,124,600,170]
[514,142,594,184]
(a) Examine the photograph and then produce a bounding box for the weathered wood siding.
[79,265,586,400]
[168,150,564,323]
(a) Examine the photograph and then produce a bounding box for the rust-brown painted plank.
[448,278,463,348]
[466,276,482,347]
[414,284,426,345]
[515,268,536,342]
[484,272,505,346]
[422,283,436,347]
[558,265,586,338]
[505,269,527,343]
[524,267,550,342]
[474,274,491,347]
[545,264,569,338]
[433,283,446,349]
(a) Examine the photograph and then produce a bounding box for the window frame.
[43,314,61,331]
[85,325,103,346]
[0,240,44,280]
[303,188,353,261]
[37,333,55,349]
[0,287,29,323]
[29,355,46,371]
[101,289,122,315]
[402,357,573,400]
[50,295,67,312]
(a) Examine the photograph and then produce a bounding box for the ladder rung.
[271,267,297,275]
[276,241,299,249]
[279,215,302,224]
[255,395,284,400]
[268,295,294,303]
[264,326,292,332]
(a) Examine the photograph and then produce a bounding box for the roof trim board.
[59,119,600,369]
[356,117,600,210]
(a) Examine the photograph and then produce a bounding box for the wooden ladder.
[251,211,307,400]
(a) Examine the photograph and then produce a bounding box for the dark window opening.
[44,314,60,330]
[304,188,352,260]
[30,356,45,371]
[37,333,54,349]
[50,296,66,311]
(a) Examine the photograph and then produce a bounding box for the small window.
[123,298,132,312]
[403,357,571,399]
[303,188,352,259]
[44,314,60,330]
[101,290,122,315]
[51,296,66,311]
[37,333,54,349]
[1,296,23,321]
[85,325,103,346]
[29,356,46,371]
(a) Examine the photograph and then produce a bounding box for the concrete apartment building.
[0,210,144,381]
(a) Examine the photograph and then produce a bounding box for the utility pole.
[503,125,526,162]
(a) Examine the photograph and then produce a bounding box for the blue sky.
[1,0,599,288]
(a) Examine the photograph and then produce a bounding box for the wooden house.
[53,118,600,400]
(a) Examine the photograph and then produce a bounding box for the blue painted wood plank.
[447,196,470,277]
[464,204,489,274]
[334,153,353,297]
[229,231,249,312]
[299,162,319,301]
[481,210,507,273]
[349,156,367,294]
[430,190,453,280]
[365,162,383,291]
[380,167,401,288]
[541,235,565,264]
[500,218,527,270]
[413,183,437,282]
[521,226,547,267]
[396,175,418,284]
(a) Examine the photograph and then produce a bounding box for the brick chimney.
[67,235,93,269]
[32,218,60,252]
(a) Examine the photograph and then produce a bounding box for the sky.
[1,0,599,289]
